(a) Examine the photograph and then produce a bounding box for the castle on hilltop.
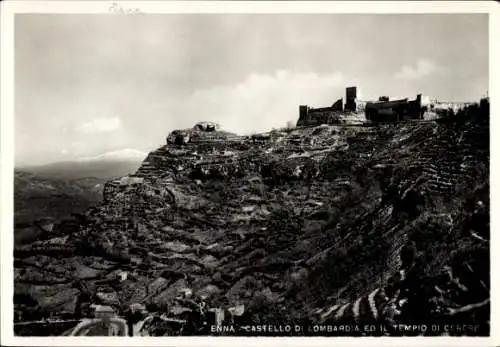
[297,86,364,127]
[297,86,432,126]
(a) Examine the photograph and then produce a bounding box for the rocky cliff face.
[14,103,489,335]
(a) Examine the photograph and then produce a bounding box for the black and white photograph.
[1,1,497,345]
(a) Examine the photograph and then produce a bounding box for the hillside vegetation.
[13,100,489,335]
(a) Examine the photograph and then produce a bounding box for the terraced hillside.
[14,101,489,336]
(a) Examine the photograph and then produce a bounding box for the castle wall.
[297,110,343,126]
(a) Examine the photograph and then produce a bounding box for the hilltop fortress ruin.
[159,86,483,151]
[297,86,474,126]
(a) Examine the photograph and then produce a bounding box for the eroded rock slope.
[14,103,489,335]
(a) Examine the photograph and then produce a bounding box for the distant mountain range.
[77,148,148,163]
[14,149,148,244]
[17,149,147,180]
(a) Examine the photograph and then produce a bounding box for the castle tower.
[345,86,357,112]
[298,105,309,126]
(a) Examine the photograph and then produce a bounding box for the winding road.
[69,318,128,336]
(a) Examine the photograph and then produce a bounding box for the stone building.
[365,94,426,122]
[297,87,361,126]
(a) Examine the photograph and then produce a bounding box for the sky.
[15,14,489,166]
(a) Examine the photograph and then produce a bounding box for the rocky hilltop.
[14,105,490,336]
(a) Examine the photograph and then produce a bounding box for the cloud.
[394,59,437,80]
[74,117,122,134]
[183,70,345,134]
